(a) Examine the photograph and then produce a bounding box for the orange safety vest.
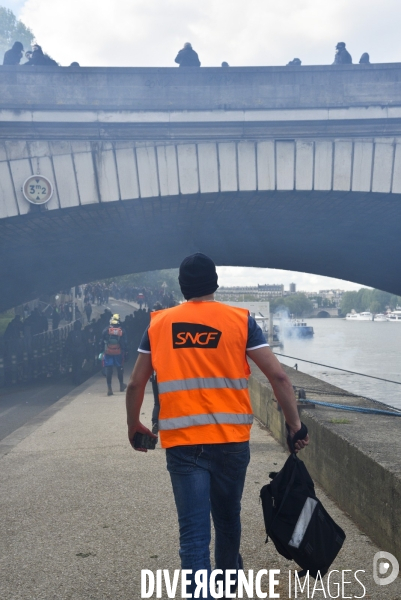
[148,301,253,448]
[105,326,123,355]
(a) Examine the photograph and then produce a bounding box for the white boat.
[374,313,388,322]
[345,311,373,321]
[278,318,314,338]
[386,310,401,322]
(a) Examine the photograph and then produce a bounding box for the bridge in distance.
[1,63,401,310]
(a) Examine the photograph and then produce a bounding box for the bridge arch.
[1,136,400,311]
[1,65,401,310]
[1,137,401,219]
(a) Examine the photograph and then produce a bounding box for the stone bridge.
[309,308,340,318]
[1,64,401,310]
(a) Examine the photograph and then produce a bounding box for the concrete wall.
[2,64,401,110]
[249,369,401,563]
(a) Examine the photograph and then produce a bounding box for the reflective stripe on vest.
[159,412,254,431]
[158,376,248,394]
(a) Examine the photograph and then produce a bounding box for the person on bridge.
[175,43,201,67]
[2,41,24,65]
[23,44,58,67]
[101,314,128,396]
[333,42,352,64]
[359,53,370,64]
[287,58,302,66]
[125,253,309,597]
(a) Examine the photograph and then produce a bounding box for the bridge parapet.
[1,64,401,111]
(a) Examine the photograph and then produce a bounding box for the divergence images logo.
[373,551,399,586]
[172,323,222,349]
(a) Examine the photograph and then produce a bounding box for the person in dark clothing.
[359,53,370,64]
[51,306,61,330]
[4,315,23,340]
[2,42,24,65]
[287,58,302,66]
[100,314,128,396]
[24,308,42,335]
[38,310,49,333]
[174,43,201,67]
[65,320,85,384]
[23,44,58,67]
[333,42,352,64]
[84,302,92,323]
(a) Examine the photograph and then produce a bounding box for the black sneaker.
[107,388,113,396]
[120,383,127,392]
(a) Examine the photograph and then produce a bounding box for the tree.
[340,291,359,315]
[103,269,183,298]
[340,288,401,315]
[0,7,34,61]
[369,300,382,314]
[284,294,313,317]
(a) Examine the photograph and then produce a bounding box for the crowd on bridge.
[2,40,371,68]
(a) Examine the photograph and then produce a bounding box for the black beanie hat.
[179,253,219,300]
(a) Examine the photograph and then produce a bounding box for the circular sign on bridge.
[22,175,53,205]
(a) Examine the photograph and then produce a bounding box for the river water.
[272,318,401,410]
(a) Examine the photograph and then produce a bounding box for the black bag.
[260,429,346,578]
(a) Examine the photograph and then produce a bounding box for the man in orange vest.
[126,254,308,596]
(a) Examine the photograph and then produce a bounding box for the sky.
[3,0,398,68]
[2,0,395,292]
[215,267,367,293]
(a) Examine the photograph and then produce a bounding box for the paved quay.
[1,368,401,600]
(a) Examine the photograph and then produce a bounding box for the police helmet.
[110,313,121,325]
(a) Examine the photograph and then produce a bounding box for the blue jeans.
[166,441,250,597]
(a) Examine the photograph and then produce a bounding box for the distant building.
[257,284,284,295]
[289,283,296,293]
[215,284,284,300]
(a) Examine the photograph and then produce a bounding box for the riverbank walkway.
[1,367,400,600]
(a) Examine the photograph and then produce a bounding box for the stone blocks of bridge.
[1,137,401,219]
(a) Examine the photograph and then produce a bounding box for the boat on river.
[386,310,401,322]
[277,318,314,338]
[373,313,388,322]
[345,311,373,321]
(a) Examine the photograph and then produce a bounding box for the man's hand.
[126,353,154,453]
[128,421,157,453]
[287,423,309,454]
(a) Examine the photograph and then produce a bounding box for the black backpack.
[260,428,346,578]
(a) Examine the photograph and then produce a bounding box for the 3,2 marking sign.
[22,175,53,205]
